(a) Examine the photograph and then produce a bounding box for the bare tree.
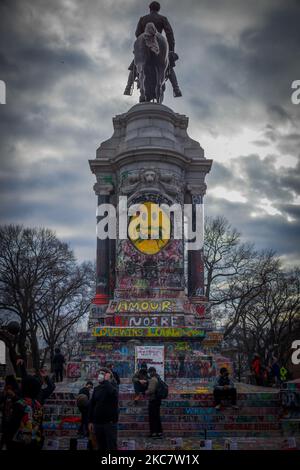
[204,216,254,303]
[222,250,280,338]
[231,268,300,367]
[204,216,300,370]
[36,261,94,368]
[59,325,84,362]
[0,225,92,370]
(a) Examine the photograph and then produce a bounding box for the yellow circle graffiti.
[128,201,171,255]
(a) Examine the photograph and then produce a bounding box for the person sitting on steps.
[132,362,149,404]
[213,367,238,411]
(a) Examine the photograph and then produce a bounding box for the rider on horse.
[124,1,182,98]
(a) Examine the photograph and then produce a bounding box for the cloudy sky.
[0,0,299,266]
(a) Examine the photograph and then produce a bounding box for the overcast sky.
[0,0,299,267]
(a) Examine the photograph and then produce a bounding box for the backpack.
[13,398,43,446]
[76,393,89,408]
[156,376,169,399]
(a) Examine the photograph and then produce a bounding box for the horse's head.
[144,22,160,56]
[144,22,157,37]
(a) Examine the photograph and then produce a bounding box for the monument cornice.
[113,147,190,169]
[89,153,213,176]
[114,103,189,130]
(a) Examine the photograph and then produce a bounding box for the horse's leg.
[155,67,160,103]
[139,68,146,102]
[135,64,145,102]
[156,66,164,103]
[134,37,147,102]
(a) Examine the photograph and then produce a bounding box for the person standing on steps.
[146,367,168,439]
[251,353,262,386]
[77,381,94,437]
[88,368,119,452]
[52,348,65,383]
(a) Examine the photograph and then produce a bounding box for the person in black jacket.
[88,368,119,451]
[146,367,162,439]
[52,348,65,382]
[77,381,93,437]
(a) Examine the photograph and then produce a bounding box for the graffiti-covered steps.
[42,387,297,449]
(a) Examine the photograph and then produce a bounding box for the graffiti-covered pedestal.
[79,103,227,382]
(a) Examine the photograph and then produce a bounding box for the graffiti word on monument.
[107,299,175,313]
[93,327,206,338]
[114,315,185,327]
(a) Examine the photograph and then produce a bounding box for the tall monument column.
[187,183,207,301]
[92,181,114,305]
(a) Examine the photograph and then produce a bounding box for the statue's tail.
[144,22,160,55]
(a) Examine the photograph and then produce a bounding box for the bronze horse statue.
[133,22,169,103]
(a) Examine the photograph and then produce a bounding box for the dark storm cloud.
[207,153,300,262]
[208,154,300,204]
[205,195,300,263]
[236,155,298,202]
[0,0,299,263]
[173,0,300,138]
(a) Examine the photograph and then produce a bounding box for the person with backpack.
[7,376,44,450]
[146,367,168,439]
[77,381,94,437]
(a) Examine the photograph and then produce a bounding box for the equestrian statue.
[124,1,182,103]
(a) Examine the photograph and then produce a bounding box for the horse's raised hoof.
[139,96,146,103]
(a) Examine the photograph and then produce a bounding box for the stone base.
[78,336,231,381]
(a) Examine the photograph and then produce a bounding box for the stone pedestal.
[82,102,224,381]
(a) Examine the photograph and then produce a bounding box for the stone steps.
[43,390,283,443]
[119,415,280,423]
[118,431,282,438]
